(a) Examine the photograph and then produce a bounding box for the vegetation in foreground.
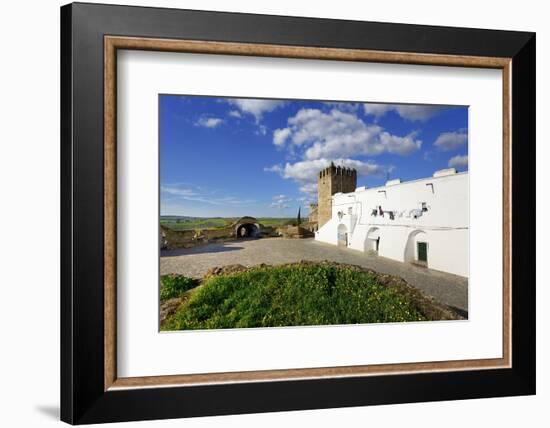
[160,263,458,331]
[160,275,199,301]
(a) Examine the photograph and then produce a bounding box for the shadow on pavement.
[161,243,244,257]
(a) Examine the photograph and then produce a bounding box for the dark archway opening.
[237,223,259,238]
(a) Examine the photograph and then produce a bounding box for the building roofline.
[348,170,468,194]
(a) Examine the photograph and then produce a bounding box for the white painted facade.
[315,169,469,277]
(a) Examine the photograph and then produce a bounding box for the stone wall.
[160,226,197,249]
[201,227,233,240]
[161,225,237,249]
[308,203,318,223]
[162,219,280,249]
[277,225,315,239]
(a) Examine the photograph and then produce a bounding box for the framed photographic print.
[60,2,536,424]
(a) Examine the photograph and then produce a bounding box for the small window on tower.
[348,207,353,215]
[421,202,428,212]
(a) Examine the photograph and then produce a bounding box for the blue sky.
[160,95,468,217]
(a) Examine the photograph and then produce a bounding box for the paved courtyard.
[161,237,468,314]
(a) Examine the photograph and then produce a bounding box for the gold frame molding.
[104,36,512,391]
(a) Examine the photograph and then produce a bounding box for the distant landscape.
[161,216,295,231]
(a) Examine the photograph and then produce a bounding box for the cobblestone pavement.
[161,237,468,314]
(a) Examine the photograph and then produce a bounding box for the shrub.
[160,275,199,301]
[162,264,428,330]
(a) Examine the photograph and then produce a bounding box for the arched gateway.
[232,216,261,238]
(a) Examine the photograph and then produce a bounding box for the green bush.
[160,275,198,301]
[162,265,427,330]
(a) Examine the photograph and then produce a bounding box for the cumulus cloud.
[195,116,223,128]
[448,154,468,169]
[228,110,242,118]
[434,131,468,151]
[265,158,387,197]
[394,105,445,121]
[227,98,286,122]
[272,108,421,159]
[379,131,422,155]
[273,128,291,147]
[362,103,393,118]
[282,158,385,182]
[363,103,445,122]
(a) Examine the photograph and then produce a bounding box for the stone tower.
[317,163,357,227]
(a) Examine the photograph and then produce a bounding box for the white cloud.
[362,103,393,118]
[434,131,468,151]
[161,185,255,206]
[363,103,444,122]
[266,158,386,197]
[274,108,421,159]
[160,186,197,197]
[195,116,223,128]
[448,154,468,169]
[227,98,286,122]
[272,194,291,202]
[256,124,267,136]
[394,105,444,121]
[379,131,422,155]
[263,164,283,173]
[270,194,292,210]
[228,110,242,118]
[273,128,291,147]
[298,182,318,196]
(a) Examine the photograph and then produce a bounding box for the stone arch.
[404,229,429,265]
[365,227,380,253]
[337,224,348,247]
[233,216,260,238]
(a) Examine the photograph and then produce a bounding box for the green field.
[160,264,455,331]
[160,216,294,231]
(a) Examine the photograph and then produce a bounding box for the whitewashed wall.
[316,171,469,277]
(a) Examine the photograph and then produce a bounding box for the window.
[348,207,353,215]
[421,202,428,212]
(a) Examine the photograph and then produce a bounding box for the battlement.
[319,162,357,179]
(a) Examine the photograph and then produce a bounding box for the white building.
[315,168,468,277]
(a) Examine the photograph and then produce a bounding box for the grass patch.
[160,217,232,231]
[256,217,295,227]
[162,264,431,331]
[160,274,199,301]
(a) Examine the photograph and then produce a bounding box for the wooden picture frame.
[61,2,535,424]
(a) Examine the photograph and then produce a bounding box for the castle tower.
[317,163,357,227]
